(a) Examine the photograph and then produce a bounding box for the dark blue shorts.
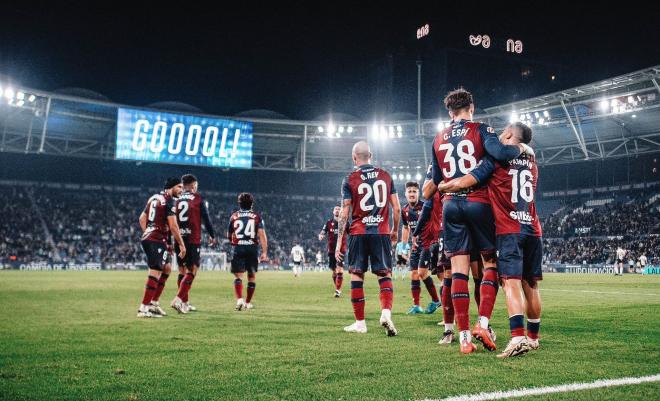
[432,239,451,274]
[419,245,435,270]
[348,234,393,274]
[442,200,496,259]
[408,243,422,271]
[141,240,168,270]
[231,246,259,274]
[497,234,543,284]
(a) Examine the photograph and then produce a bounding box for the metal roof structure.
[1,65,659,173]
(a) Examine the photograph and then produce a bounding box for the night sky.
[1,3,659,119]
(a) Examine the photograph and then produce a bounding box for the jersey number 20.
[357,180,387,211]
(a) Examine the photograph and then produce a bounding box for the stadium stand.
[2,181,658,269]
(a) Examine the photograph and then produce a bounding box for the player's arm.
[422,163,437,200]
[318,222,327,241]
[335,199,350,262]
[336,177,352,262]
[422,179,437,201]
[258,228,268,262]
[412,198,434,239]
[226,219,234,241]
[200,199,216,246]
[401,225,410,244]
[166,200,186,258]
[438,156,496,193]
[431,142,443,185]
[480,124,523,161]
[390,192,401,245]
[139,211,147,232]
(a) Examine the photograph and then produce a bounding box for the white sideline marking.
[419,374,660,401]
[542,289,660,297]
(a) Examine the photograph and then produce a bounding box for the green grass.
[0,271,658,401]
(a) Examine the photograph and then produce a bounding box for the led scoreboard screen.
[115,107,253,168]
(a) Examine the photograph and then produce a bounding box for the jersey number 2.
[178,201,189,222]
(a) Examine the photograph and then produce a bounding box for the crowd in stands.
[0,184,339,268]
[1,183,658,268]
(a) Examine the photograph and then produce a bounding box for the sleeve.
[412,198,434,237]
[479,123,521,161]
[227,216,234,241]
[469,156,497,184]
[166,197,176,216]
[257,214,265,229]
[390,175,396,194]
[341,176,352,200]
[321,221,329,233]
[425,164,433,181]
[431,143,443,185]
[400,208,408,225]
[200,199,215,238]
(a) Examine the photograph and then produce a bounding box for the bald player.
[337,141,401,336]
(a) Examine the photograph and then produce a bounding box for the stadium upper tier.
[0,65,659,172]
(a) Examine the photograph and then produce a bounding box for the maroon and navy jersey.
[228,209,264,246]
[420,192,444,248]
[488,152,542,236]
[341,164,396,235]
[176,191,215,245]
[431,119,520,204]
[322,218,348,253]
[401,202,423,234]
[141,192,176,244]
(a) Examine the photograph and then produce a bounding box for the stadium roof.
[1,65,659,172]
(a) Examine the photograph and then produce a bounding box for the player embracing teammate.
[439,121,543,358]
[171,174,216,314]
[430,88,527,354]
[136,177,187,318]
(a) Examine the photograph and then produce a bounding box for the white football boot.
[379,309,398,337]
[149,301,167,316]
[235,298,246,311]
[497,337,531,359]
[343,320,367,333]
[137,304,160,318]
[170,297,188,314]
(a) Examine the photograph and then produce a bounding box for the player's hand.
[390,231,398,246]
[259,253,269,263]
[208,237,217,247]
[411,237,418,251]
[318,233,325,241]
[178,245,187,259]
[335,247,344,263]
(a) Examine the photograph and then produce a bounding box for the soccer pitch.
[0,271,658,401]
